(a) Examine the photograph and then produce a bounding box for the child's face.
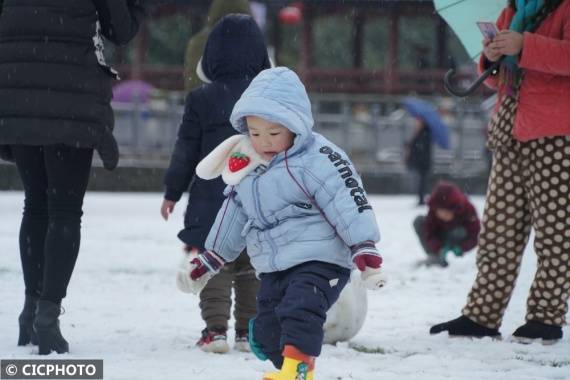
[246,116,295,161]
[435,208,455,222]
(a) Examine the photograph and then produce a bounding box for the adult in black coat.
[160,14,271,348]
[405,119,433,205]
[0,0,142,354]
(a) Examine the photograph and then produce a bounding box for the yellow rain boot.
[262,345,315,380]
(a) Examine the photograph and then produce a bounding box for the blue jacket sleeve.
[302,146,380,250]
[204,187,247,262]
[163,92,202,202]
[92,0,143,45]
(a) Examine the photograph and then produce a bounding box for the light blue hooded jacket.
[205,67,380,274]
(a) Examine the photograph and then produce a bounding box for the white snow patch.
[0,191,568,380]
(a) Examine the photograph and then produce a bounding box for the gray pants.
[200,251,259,331]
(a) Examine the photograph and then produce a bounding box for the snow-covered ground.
[0,191,568,380]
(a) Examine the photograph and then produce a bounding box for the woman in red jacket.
[413,181,480,267]
[431,0,570,344]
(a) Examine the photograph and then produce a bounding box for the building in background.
[111,0,484,95]
[0,1,494,192]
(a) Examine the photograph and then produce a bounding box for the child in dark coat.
[413,181,480,267]
[160,14,271,353]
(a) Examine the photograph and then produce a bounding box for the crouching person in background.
[413,181,480,267]
[179,67,386,380]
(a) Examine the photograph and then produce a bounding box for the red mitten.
[353,253,382,271]
[176,249,225,294]
[351,242,386,290]
[190,250,225,280]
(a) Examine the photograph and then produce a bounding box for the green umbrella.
[434,0,506,62]
[434,0,507,97]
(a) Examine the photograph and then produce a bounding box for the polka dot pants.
[462,136,570,329]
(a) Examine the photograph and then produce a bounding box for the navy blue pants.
[252,261,350,369]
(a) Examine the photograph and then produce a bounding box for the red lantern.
[278,5,302,25]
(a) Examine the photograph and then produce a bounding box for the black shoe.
[512,320,562,345]
[430,315,501,338]
[421,255,448,268]
[18,295,39,346]
[436,251,450,267]
[34,300,69,355]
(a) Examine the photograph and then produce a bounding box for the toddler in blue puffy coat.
[183,67,385,380]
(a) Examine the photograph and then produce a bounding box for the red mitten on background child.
[176,248,225,294]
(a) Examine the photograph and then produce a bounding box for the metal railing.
[111,93,492,175]
[111,96,184,167]
[310,93,491,176]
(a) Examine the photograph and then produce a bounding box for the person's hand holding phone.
[489,30,524,56]
[478,21,502,62]
[483,37,503,62]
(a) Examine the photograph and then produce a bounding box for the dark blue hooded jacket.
[163,14,271,247]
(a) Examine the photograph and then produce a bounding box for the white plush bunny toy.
[196,134,269,185]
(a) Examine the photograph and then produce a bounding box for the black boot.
[18,295,39,346]
[430,315,501,338]
[34,300,69,355]
[512,320,562,345]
